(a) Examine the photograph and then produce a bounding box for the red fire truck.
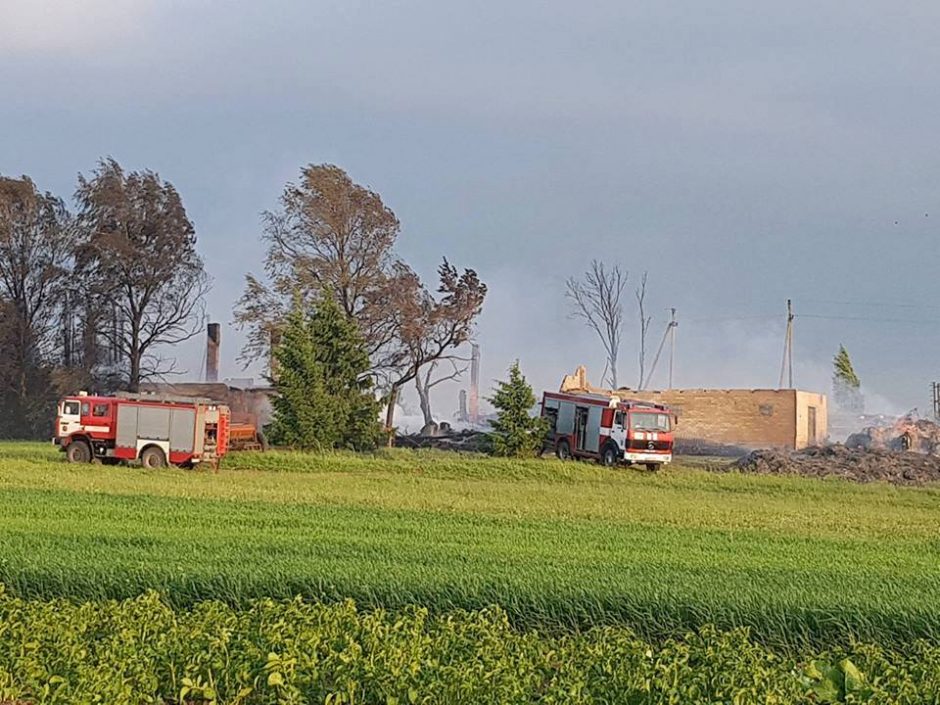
[54,392,230,468]
[541,390,675,469]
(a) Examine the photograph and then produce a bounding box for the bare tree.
[0,176,75,436]
[566,261,627,389]
[74,159,210,392]
[635,271,652,389]
[414,356,469,428]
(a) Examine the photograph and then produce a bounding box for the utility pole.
[643,308,678,391]
[778,299,794,389]
[668,308,677,389]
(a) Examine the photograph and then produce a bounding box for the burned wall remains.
[627,388,827,451]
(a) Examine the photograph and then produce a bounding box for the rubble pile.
[845,415,940,454]
[395,423,491,453]
[730,444,940,486]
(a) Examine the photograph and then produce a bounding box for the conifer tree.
[488,361,548,457]
[268,296,383,450]
[832,345,864,413]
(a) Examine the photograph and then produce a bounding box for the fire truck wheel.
[645,463,659,472]
[140,446,167,469]
[66,440,91,464]
[555,439,571,461]
[601,445,619,467]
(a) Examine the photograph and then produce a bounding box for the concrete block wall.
[626,389,826,450]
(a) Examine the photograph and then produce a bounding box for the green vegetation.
[268,295,383,450]
[833,345,861,389]
[5,589,940,705]
[833,344,864,412]
[488,360,548,457]
[1,443,939,650]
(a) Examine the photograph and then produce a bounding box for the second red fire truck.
[54,392,230,468]
[542,390,675,469]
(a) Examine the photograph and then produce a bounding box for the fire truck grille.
[628,439,672,452]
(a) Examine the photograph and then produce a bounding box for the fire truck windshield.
[61,401,80,416]
[630,412,670,432]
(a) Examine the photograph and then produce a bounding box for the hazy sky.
[3,0,940,420]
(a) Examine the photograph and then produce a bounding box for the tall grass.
[0,443,938,648]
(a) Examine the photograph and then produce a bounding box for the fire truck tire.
[140,446,167,469]
[66,440,91,464]
[646,463,659,472]
[601,444,619,467]
[257,429,269,452]
[555,439,571,461]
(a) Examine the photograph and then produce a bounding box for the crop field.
[1,441,939,653]
[5,590,940,704]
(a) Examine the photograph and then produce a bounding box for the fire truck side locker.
[583,406,601,453]
[545,397,602,454]
[115,403,198,460]
[115,404,139,454]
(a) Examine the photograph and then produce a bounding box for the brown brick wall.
[795,391,828,448]
[625,389,826,450]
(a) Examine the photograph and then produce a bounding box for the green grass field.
[1,442,939,648]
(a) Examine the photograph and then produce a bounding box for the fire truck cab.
[541,390,675,469]
[54,392,230,468]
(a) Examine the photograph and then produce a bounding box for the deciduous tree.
[235,164,406,372]
[74,159,209,391]
[0,176,75,436]
[236,165,487,441]
[381,259,486,438]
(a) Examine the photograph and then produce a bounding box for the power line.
[797,313,940,325]
[682,314,782,323]
[799,298,940,311]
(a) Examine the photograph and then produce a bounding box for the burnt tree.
[566,261,627,389]
[635,271,652,389]
[75,159,209,392]
[414,357,469,428]
[382,260,486,439]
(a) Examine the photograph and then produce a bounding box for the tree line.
[0,161,488,445]
[0,160,207,438]
[1,157,646,456]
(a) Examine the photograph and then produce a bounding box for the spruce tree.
[268,296,383,450]
[488,361,548,457]
[307,294,384,450]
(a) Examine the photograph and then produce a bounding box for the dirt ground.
[727,445,940,486]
